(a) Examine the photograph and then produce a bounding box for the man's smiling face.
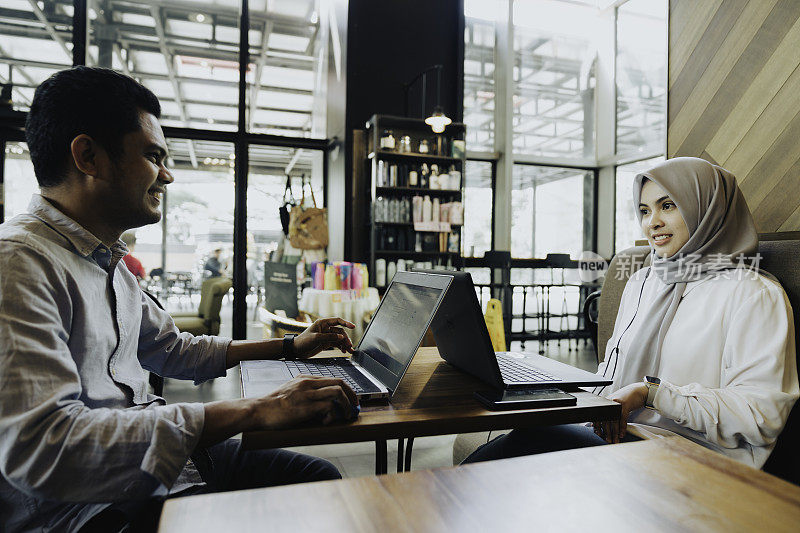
[104,109,173,229]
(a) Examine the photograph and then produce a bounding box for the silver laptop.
[417,270,612,390]
[241,270,452,401]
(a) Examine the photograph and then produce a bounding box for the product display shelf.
[365,114,467,289]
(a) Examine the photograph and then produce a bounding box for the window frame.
[0,0,330,339]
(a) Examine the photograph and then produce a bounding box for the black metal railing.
[461,252,599,353]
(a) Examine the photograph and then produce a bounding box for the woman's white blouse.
[596,267,799,468]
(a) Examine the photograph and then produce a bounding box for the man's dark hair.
[25,66,161,188]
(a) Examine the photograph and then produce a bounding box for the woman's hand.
[294,317,356,358]
[593,382,648,443]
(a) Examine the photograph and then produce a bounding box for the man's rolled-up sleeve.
[0,246,206,502]
[137,290,231,384]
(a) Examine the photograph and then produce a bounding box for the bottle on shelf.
[436,134,448,156]
[430,164,440,190]
[450,201,464,225]
[412,196,423,223]
[432,198,440,223]
[420,163,429,189]
[408,168,418,187]
[448,232,460,253]
[389,164,398,187]
[377,160,387,187]
[440,201,449,223]
[422,195,432,222]
[380,130,395,151]
[448,164,461,190]
[373,196,383,222]
[418,139,430,154]
[375,258,387,287]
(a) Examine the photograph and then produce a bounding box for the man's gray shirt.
[0,195,231,532]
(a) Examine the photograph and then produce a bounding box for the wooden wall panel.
[668,0,800,231]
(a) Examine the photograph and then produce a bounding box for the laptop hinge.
[351,359,390,394]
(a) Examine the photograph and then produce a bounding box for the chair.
[259,308,314,338]
[171,277,232,336]
[590,235,800,485]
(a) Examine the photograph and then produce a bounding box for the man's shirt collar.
[27,194,129,268]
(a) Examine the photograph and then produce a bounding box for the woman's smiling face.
[638,179,690,258]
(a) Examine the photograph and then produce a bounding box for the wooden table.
[160,437,800,532]
[242,347,620,473]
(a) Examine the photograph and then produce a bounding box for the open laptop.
[241,270,452,401]
[417,269,611,390]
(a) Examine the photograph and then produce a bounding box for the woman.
[464,157,799,468]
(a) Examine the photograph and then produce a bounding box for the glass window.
[0,0,74,112]
[464,0,495,152]
[512,0,598,159]
[511,164,591,259]
[463,160,493,257]
[3,142,38,219]
[89,1,241,131]
[247,145,323,339]
[140,139,236,335]
[614,156,664,253]
[247,0,327,137]
[616,0,667,156]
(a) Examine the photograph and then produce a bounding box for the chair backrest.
[755,236,800,483]
[197,277,220,318]
[597,235,800,482]
[596,245,650,360]
[197,277,232,335]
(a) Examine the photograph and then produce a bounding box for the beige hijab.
[607,157,763,390]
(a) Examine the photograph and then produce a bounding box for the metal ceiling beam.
[158,97,311,116]
[0,44,37,106]
[26,0,74,63]
[150,5,197,168]
[248,19,274,131]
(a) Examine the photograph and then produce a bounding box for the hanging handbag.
[288,174,329,250]
[279,174,296,236]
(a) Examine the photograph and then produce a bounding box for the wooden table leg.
[375,439,387,475]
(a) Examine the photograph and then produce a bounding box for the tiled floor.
[162,332,597,478]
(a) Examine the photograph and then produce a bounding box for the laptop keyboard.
[496,355,557,384]
[284,359,381,394]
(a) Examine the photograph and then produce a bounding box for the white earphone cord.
[592,267,650,396]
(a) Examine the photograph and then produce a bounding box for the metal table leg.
[396,439,404,473]
[404,437,414,471]
[375,439,387,475]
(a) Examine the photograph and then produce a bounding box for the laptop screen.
[354,271,451,393]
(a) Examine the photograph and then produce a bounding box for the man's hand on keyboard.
[251,376,359,429]
[294,317,356,358]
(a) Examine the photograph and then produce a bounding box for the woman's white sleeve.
[653,285,799,449]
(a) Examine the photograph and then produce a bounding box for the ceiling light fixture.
[425,106,452,134]
[403,64,452,134]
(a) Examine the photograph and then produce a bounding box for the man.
[204,248,224,278]
[121,231,147,280]
[0,67,356,532]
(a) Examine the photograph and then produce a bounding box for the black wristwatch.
[644,375,661,410]
[283,334,297,359]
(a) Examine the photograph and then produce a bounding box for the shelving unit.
[364,114,466,288]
